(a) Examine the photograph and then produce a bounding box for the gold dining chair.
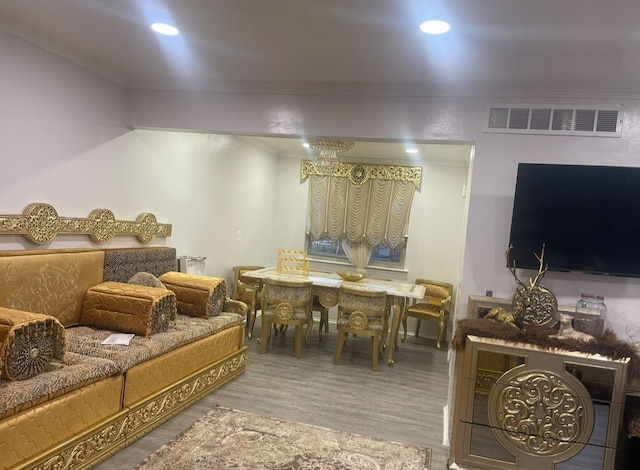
[232,265,264,339]
[333,285,388,371]
[401,279,452,349]
[258,278,313,358]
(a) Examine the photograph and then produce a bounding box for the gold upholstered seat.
[258,278,313,358]
[333,286,388,371]
[232,265,264,338]
[401,279,452,349]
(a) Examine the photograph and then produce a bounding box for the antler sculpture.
[505,243,557,327]
[505,243,548,290]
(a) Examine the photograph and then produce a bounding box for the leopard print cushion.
[127,272,166,289]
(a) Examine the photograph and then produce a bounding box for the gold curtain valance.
[0,203,172,245]
[300,160,422,190]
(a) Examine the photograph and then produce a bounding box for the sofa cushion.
[66,313,243,373]
[159,272,227,318]
[127,271,166,288]
[80,282,176,336]
[0,351,119,419]
[0,307,66,381]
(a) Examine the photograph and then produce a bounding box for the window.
[306,234,407,269]
[302,159,420,272]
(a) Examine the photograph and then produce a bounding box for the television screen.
[508,163,640,278]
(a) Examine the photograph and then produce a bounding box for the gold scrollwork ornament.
[348,310,369,329]
[487,368,594,461]
[275,302,294,320]
[0,203,171,245]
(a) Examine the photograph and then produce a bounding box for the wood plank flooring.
[96,315,451,469]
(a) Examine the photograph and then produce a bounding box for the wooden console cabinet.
[450,335,629,470]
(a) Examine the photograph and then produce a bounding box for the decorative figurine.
[485,307,518,328]
[506,244,558,328]
[550,313,596,343]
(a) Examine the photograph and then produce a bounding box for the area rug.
[133,406,431,469]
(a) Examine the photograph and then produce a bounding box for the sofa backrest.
[0,250,105,326]
[103,247,178,283]
[0,247,178,327]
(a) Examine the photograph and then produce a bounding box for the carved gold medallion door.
[450,336,629,470]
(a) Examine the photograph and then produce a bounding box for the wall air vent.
[484,104,623,137]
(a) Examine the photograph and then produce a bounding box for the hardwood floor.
[96,315,451,469]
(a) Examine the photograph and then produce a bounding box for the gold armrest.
[224,298,248,317]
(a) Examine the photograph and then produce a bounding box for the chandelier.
[308,138,355,175]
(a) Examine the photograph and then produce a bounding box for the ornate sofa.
[0,247,248,470]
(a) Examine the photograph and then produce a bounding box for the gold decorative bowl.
[337,272,366,282]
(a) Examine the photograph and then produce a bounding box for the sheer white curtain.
[340,240,372,273]
[307,170,417,272]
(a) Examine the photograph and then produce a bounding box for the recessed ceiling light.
[150,23,180,36]
[302,142,310,148]
[419,20,451,35]
[405,148,419,154]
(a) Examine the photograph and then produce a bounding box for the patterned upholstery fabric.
[103,247,178,283]
[0,251,105,326]
[263,306,310,321]
[337,315,384,330]
[0,307,66,381]
[265,283,313,303]
[66,313,243,372]
[159,272,227,318]
[127,271,166,288]
[424,283,451,299]
[80,282,177,336]
[339,291,387,312]
[0,351,119,419]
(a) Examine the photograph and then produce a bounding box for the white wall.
[0,31,278,288]
[128,90,640,339]
[467,124,640,336]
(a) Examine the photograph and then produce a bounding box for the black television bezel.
[507,163,640,278]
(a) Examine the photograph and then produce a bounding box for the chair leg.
[401,311,409,342]
[258,318,271,354]
[319,309,328,338]
[437,315,447,349]
[294,324,303,358]
[372,334,379,371]
[305,317,313,347]
[247,308,256,339]
[333,329,347,365]
[414,318,422,337]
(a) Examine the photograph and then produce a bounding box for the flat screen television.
[508,163,640,278]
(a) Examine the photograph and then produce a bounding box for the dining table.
[242,267,426,365]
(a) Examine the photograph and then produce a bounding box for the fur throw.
[452,318,640,379]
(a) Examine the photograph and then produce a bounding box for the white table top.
[243,267,425,299]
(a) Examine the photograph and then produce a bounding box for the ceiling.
[1,0,636,163]
[241,136,472,165]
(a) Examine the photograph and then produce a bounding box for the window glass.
[306,235,406,269]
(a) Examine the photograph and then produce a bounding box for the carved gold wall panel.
[300,160,422,189]
[0,203,172,245]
